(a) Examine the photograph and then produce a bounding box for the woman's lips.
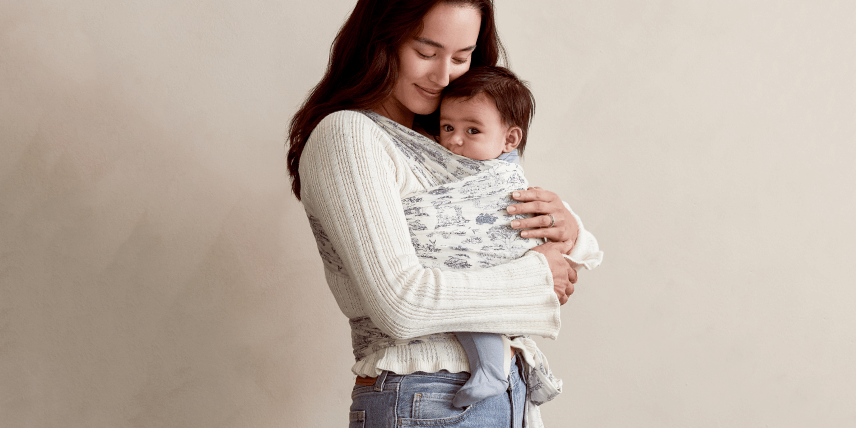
[415,84,442,99]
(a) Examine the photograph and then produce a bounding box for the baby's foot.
[452,367,509,408]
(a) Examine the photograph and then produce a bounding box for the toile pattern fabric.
[507,335,564,428]
[362,110,541,270]
[401,161,540,270]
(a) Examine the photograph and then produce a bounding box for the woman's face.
[379,3,481,126]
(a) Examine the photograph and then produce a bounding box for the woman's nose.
[429,59,451,87]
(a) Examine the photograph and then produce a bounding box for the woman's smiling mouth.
[415,84,442,98]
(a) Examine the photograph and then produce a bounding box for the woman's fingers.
[511,214,561,231]
[568,264,578,285]
[530,241,575,305]
[512,187,581,298]
[510,187,555,203]
[565,263,577,299]
[510,213,569,242]
[509,187,578,243]
[507,201,551,216]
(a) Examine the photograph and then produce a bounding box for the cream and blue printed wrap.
[361,111,569,427]
[361,111,542,268]
[401,150,542,269]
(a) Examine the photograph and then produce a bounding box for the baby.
[432,66,596,408]
[437,66,529,163]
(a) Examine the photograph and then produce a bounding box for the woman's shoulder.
[305,110,399,165]
[314,110,382,135]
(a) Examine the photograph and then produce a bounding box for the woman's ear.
[503,126,522,153]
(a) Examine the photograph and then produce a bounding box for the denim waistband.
[368,354,521,392]
[382,369,470,384]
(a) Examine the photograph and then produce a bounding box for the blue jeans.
[348,356,526,427]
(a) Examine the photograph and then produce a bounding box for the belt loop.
[374,370,389,392]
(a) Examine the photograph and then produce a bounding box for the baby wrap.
[402,149,540,269]
[362,111,601,427]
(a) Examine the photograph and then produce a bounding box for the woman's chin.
[408,101,440,116]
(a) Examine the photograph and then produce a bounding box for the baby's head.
[438,66,535,160]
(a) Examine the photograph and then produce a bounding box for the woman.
[288,0,580,426]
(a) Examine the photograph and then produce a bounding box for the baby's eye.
[442,124,454,132]
[466,128,480,135]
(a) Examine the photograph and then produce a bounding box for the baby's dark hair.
[442,66,536,154]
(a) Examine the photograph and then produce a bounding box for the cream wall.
[1,1,854,427]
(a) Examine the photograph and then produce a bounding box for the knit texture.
[299,110,562,376]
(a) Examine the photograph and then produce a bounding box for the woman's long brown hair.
[287,0,506,200]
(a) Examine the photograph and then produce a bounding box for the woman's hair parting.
[441,66,535,155]
[287,0,506,200]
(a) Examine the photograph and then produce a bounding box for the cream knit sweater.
[299,110,562,376]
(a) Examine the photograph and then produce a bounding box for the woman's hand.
[508,187,580,245]
[531,241,577,305]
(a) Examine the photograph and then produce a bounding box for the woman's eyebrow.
[415,37,476,52]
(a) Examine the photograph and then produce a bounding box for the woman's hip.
[349,356,525,428]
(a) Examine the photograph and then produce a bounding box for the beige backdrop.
[2,0,854,427]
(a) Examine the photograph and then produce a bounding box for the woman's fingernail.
[507,206,516,213]
[512,192,520,198]
[511,221,519,228]
[521,231,529,237]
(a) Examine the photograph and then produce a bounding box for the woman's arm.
[300,111,568,340]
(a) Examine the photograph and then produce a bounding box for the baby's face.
[438,93,514,160]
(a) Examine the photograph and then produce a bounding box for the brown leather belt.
[355,375,377,386]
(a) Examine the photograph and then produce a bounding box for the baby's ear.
[503,126,522,153]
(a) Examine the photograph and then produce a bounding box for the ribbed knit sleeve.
[299,111,562,340]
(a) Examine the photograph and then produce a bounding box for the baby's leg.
[453,332,509,408]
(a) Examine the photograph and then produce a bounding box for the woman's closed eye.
[416,49,468,65]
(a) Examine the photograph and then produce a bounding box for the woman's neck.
[372,99,415,129]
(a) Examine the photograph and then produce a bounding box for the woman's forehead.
[416,3,481,51]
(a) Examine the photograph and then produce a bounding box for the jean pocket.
[351,384,375,400]
[401,392,475,425]
[349,410,365,428]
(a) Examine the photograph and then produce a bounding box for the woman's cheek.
[450,63,471,82]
